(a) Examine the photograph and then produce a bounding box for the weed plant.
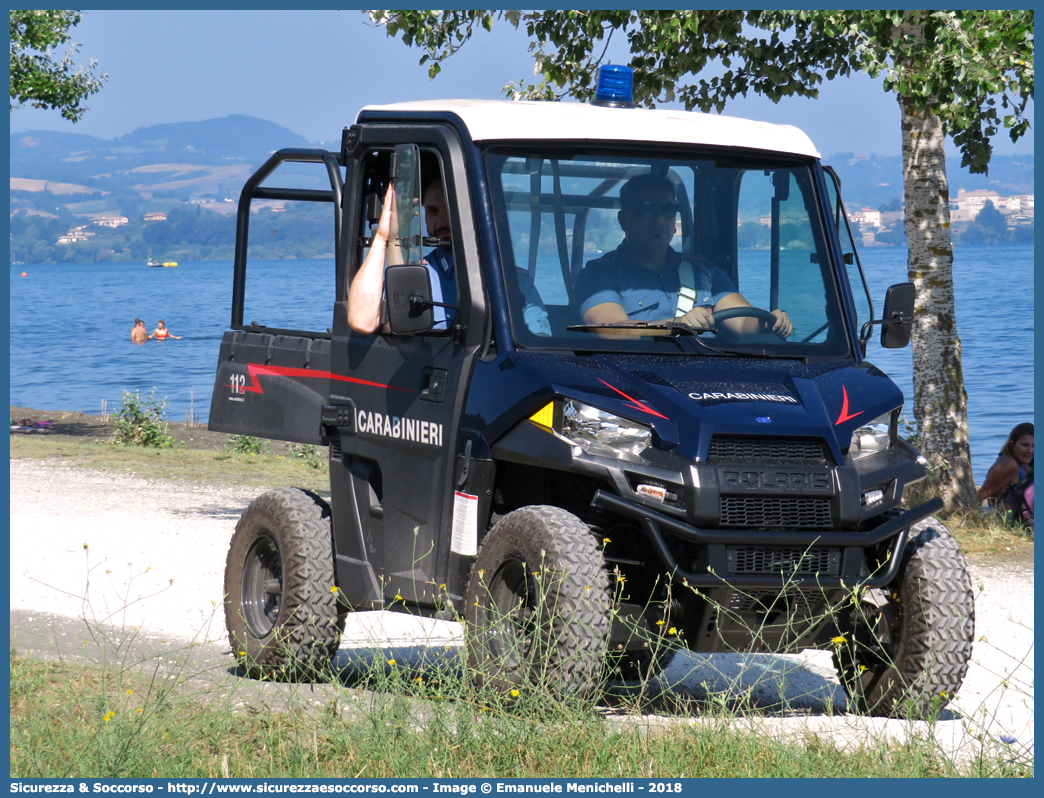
[109,389,174,448]
[226,434,268,455]
[287,442,325,469]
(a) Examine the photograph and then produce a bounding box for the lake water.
[9,244,1034,484]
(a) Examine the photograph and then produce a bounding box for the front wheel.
[833,519,975,718]
[465,506,610,698]
[225,487,344,679]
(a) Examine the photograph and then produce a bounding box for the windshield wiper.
[565,321,775,358]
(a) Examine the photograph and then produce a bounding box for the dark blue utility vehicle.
[210,70,974,717]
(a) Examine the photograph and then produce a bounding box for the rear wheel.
[465,506,610,698]
[225,487,344,679]
[833,519,975,718]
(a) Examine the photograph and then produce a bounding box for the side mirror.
[385,265,434,335]
[880,281,915,349]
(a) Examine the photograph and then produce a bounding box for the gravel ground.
[9,459,1034,763]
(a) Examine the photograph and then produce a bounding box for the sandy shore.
[9,459,1033,762]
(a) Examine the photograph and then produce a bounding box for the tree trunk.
[898,93,978,509]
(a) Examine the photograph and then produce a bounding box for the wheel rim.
[242,534,282,638]
[485,557,539,671]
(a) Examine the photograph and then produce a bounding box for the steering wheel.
[709,306,785,340]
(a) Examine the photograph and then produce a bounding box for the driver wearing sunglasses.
[574,173,792,338]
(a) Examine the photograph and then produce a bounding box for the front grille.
[720,497,832,529]
[728,546,838,575]
[727,588,821,615]
[709,435,827,463]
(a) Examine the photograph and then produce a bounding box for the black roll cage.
[231,148,345,329]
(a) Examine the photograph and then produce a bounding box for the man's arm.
[348,183,401,334]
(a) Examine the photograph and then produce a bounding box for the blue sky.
[9,9,1034,161]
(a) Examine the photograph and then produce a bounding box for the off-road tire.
[833,518,975,718]
[465,506,610,698]
[225,487,344,680]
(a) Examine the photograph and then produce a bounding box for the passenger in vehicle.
[349,172,550,336]
[977,422,1034,507]
[349,174,454,334]
[573,173,793,338]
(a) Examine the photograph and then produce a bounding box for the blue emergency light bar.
[592,64,636,108]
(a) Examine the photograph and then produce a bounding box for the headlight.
[849,410,895,460]
[562,400,651,460]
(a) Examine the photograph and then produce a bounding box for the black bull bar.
[591,490,945,590]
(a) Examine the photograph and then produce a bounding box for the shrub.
[226,435,268,455]
[287,442,325,469]
[110,390,174,448]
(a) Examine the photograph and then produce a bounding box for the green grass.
[10,653,1031,778]
[9,435,331,494]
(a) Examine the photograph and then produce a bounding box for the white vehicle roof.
[359,99,820,159]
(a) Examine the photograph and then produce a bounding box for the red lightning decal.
[834,386,864,425]
[229,364,409,395]
[597,379,670,420]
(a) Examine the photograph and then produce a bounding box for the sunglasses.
[627,201,678,219]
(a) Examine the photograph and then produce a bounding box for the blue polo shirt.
[574,243,736,321]
[423,249,551,335]
[423,247,456,329]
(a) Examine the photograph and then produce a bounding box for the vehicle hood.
[466,352,904,463]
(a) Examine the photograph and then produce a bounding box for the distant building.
[57,226,94,244]
[144,212,167,222]
[91,216,128,228]
[951,188,1034,222]
[848,207,882,228]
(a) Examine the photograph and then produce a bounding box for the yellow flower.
[82,543,88,550]
[414,677,424,684]
[135,708,143,714]
[103,711,115,722]
[858,664,868,673]
[667,627,678,636]
[656,619,666,626]
[510,689,520,698]
[617,575,626,582]
[603,538,611,544]
[330,586,338,593]
[395,593,403,601]
[387,658,396,666]
[532,571,540,577]
[126,689,133,696]
[239,651,247,657]
[831,635,847,645]
[478,569,486,577]
[439,583,446,590]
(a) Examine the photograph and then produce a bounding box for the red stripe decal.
[834,386,864,425]
[597,379,670,420]
[241,363,408,395]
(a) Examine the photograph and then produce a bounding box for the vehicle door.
[209,149,344,445]
[327,127,488,611]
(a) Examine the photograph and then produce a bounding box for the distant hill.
[10,115,314,188]
[11,114,1032,210]
[824,151,1034,210]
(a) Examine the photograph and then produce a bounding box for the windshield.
[486,148,851,358]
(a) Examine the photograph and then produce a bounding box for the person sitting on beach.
[130,318,148,344]
[977,422,1033,508]
[150,320,181,340]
